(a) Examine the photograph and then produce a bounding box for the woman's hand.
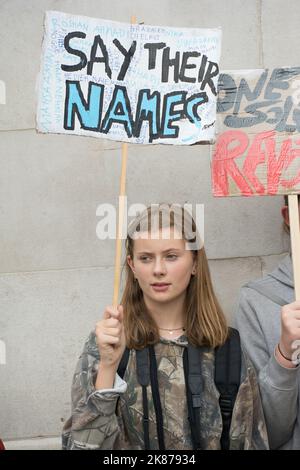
[95,305,126,369]
[278,301,300,365]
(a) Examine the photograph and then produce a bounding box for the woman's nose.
[153,258,167,276]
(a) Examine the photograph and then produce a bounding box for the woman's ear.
[191,255,197,275]
[127,255,135,275]
[281,205,289,227]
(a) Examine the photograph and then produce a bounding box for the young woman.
[62,203,268,450]
[235,196,300,450]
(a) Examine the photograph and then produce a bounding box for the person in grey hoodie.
[235,196,300,450]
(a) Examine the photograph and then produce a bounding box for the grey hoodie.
[235,254,300,449]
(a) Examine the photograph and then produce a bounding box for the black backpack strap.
[149,345,165,450]
[215,328,241,450]
[115,348,130,437]
[183,345,203,450]
[136,348,151,450]
[117,347,130,379]
[123,346,166,451]
[245,281,287,307]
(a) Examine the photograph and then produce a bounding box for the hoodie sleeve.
[234,287,299,449]
[62,331,127,450]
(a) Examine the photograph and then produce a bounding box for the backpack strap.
[183,345,203,450]
[118,347,151,450]
[245,281,287,307]
[136,348,151,450]
[148,345,165,450]
[214,328,241,450]
[117,347,130,379]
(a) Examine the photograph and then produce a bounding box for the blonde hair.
[121,203,228,349]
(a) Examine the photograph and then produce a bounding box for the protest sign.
[37,11,221,145]
[212,68,300,196]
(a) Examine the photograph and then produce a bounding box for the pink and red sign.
[211,68,300,196]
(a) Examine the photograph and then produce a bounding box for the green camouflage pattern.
[62,331,269,450]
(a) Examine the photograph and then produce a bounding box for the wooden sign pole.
[288,194,300,300]
[112,15,137,308]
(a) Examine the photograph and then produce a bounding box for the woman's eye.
[166,254,178,260]
[139,256,151,262]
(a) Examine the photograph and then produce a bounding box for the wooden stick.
[288,194,300,300]
[113,144,128,307]
[112,15,137,307]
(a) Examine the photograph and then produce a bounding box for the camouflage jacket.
[62,331,269,450]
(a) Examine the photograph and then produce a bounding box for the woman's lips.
[151,283,171,292]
